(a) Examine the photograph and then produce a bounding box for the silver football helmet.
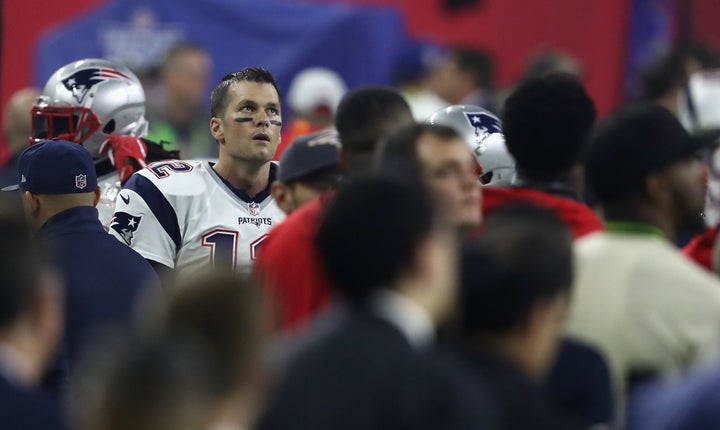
[426,104,516,186]
[31,58,149,157]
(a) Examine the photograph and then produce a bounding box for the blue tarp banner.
[623,0,675,100]
[35,0,407,108]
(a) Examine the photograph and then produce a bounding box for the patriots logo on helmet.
[110,212,142,245]
[61,68,133,104]
[464,112,502,135]
[464,112,502,155]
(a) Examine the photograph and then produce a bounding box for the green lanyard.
[605,221,666,239]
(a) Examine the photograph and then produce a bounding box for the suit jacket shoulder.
[0,375,67,430]
[260,308,491,430]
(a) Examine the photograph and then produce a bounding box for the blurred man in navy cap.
[270,130,342,215]
[7,139,158,395]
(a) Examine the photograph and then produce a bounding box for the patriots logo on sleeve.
[61,68,133,104]
[110,212,143,245]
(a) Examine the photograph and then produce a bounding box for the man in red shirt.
[253,87,415,332]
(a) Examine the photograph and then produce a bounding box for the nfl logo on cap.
[1,139,98,194]
[76,174,87,190]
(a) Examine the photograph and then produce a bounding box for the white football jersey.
[109,160,285,277]
[96,172,122,229]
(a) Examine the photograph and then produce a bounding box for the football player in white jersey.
[110,68,286,278]
[30,58,180,227]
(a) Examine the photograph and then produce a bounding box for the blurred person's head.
[376,123,481,231]
[31,58,149,157]
[642,42,720,116]
[163,271,264,429]
[161,44,212,114]
[287,67,347,129]
[334,86,414,174]
[272,130,342,214]
[502,74,596,187]
[316,176,458,323]
[0,218,62,385]
[522,49,584,81]
[391,40,450,121]
[72,336,216,430]
[3,87,40,155]
[427,47,495,105]
[392,40,445,88]
[7,140,100,230]
[586,103,712,240]
[459,204,572,376]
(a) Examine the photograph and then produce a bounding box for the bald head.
[23,190,100,230]
[3,87,41,154]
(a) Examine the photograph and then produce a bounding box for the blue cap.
[278,130,341,184]
[2,139,97,194]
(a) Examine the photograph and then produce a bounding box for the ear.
[411,230,457,287]
[21,191,40,218]
[270,182,293,215]
[411,235,434,279]
[566,164,585,196]
[93,186,101,207]
[645,173,671,207]
[522,295,570,375]
[210,117,224,144]
[525,300,552,333]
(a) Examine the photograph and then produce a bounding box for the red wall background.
[324,0,631,117]
[1,0,627,116]
[2,0,104,104]
[1,0,104,161]
[2,0,719,161]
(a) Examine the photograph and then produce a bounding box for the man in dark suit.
[258,175,493,430]
[0,218,66,430]
[458,204,592,430]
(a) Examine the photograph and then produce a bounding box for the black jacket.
[258,306,494,430]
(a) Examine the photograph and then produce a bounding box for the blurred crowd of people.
[2,38,720,430]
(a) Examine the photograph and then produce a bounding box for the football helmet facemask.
[31,58,149,157]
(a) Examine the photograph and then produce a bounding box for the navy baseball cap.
[2,139,97,194]
[278,130,341,184]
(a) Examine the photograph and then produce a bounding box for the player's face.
[212,81,282,165]
[417,134,482,231]
[166,50,211,107]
